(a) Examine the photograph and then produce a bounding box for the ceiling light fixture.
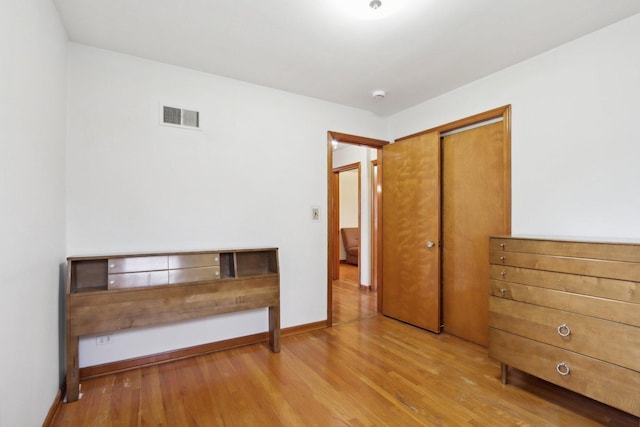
[372,90,385,100]
[332,0,406,20]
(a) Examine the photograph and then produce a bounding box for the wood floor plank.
[339,262,359,284]
[53,315,638,426]
[331,278,377,325]
[137,367,167,425]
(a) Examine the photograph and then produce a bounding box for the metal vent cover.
[163,106,181,125]
[181,109,199,128]
[161,105,200,129]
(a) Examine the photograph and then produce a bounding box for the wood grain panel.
[489,296,640,370]
[489,328,640,416]
[382,131,441,332]
[168,266,220,284]
[108,256,168,273]
[442,121,506,346]
[168,253,220,269]
[489,265,640,303]
[491,237,640,262]
[489,280,640,326]
[490,250,640,281]
[107,271,169,289]
[68,276,279,337]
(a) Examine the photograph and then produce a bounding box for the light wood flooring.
[332,262,377,325]
[338,262,359,284]
[52,314,637,426]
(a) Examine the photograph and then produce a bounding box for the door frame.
[326,131,389,327]
[370,159,380,292]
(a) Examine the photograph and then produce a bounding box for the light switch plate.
[311,206,320,221]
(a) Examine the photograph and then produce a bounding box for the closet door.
[442,121,508,346]
[382,131,441,332]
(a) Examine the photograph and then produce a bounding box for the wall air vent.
[160,105,200,129]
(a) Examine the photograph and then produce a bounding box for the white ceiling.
[53,0,640,116]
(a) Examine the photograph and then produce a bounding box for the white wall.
[388,14,640,240]
[66,44,385,366]
[0,1,67,426]
[339,170,359,230]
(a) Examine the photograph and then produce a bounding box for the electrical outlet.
[311,206,320,221]
[96,335,114,346]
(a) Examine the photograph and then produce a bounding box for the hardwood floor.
[332,263,377,325]
[52,315,638,426]
[338,262,359,284]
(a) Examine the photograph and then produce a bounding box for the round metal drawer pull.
[556,362,570,376]
[500,270,506,277]
[557,324,571,337]
[500,256,506,261]
[500,243,505,248]
[500,288,507,296]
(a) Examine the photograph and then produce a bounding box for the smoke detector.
[369,0,382,9]
[372,90,386,100]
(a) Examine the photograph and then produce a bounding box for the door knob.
[426,241,435,248]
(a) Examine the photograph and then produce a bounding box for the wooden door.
[382,131,441,332]
[442,121,508,345]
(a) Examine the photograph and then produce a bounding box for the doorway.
[327,132,388,326]
[333,164,360,283]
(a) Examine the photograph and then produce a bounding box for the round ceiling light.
[330,0,410,20]
[372,90,385,100]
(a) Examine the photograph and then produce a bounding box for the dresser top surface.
[67,247,279,261]
[491,235,640,246]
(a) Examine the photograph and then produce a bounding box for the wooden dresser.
[66,248,280,403]
[488,236,640,418]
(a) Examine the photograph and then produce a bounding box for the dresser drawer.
[168,266,221,284]
[489,250,640,282]
[108,271,169,289]
[489,296,640,371]
[490,237,640,263]
[108,256,168,274]
[489,328,640,416]
[488,280,640,327]
[488,265,640,304]
[168,253,220,269]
